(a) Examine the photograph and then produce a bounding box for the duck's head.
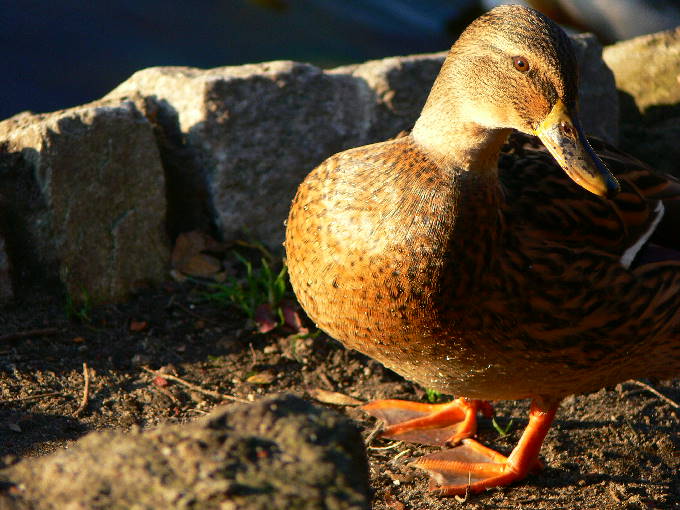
[413,4,619,198]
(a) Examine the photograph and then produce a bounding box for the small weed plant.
[65,290,92,323]
[492,416,515,437]
[205,251,288,321]
[425,388,442,403]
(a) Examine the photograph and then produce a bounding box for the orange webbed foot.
[410,401,558,495]
[362,397,492,446]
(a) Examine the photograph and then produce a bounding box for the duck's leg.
[411,400,558,495]
[362,398,493,446]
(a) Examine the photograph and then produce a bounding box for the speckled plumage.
[287,131,680,402]
[285,4,680,494]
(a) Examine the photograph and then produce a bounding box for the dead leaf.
[72,336,86,343]
[169,269,188,283]
[129,320,148,332]
[246,372,275,385]
[171,231,208,265]
[254,304,277,333]
[308,388,364,406]
[384,490,406,510]
[153,375,169,387]
[171,231,225,278]
[281,300,307,334]
[8,423,21,433]
[180,254,222,278]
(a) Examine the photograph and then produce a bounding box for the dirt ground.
[1,256,679,510]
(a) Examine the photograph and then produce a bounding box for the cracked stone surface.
[0,100,169,302]
[0,231,12,301]
[106,33,616,251]
[0,394,370,510]
[604,27,680,176]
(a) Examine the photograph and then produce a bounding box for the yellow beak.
[534,100,619,198]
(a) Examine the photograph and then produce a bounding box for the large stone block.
[604,28,680,175]
[108,62,370,249]
[0,394,369,510]
[0,231,13,301]
[604,28,680,116]
[570,33,619,143]
[0,100,168,302]
[107,33,616,251]
[331,52,447,142]
[333,33,617,144]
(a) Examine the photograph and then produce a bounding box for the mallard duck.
[285,4,680,495]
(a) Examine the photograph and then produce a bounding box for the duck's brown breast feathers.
[286,133,680,399]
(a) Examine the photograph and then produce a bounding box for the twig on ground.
[454,473,471,503]
[318,371,335,391]
[624,418,641,441]
[249,342,257,367]
[628,379,679,409]
[186,408,209,415]
[141,366,249,403]
[0,328,60,342]
[1,392,64,404]
[154,385,179,404]
[390,448,411,465]
[73,362,90,417]
[368,441,403,451]
[364,421,383,448]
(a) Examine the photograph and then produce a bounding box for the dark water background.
[4,0,678,120]
[1,0,481,119]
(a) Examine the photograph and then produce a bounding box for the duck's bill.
[534,100,620,198]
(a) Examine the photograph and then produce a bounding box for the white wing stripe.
[620,200,665,269]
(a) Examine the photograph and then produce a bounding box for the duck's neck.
[412,99,511,174]
[411,96,511,291]
[411,98,510,227]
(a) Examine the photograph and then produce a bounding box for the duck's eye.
[512,56,530,72]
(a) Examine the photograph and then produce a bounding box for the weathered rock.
[107,62,369,250]
[0,231,13,301]
[570,33,619,143]
[0,100,169,302]
[107,33,616,251]
[0,394,369,510]
[123,93,218,240]
[604,28,680,175]
[334,33,617,144]
[604,28,680,117]
[330,53,446,143]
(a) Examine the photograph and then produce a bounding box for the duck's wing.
[588,137,680,261]
[499,132,680,268]
[496,133,680,372]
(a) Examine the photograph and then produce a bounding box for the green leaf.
[492,417,514,437]
[425,388,441,403]
[201,248,291,330]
